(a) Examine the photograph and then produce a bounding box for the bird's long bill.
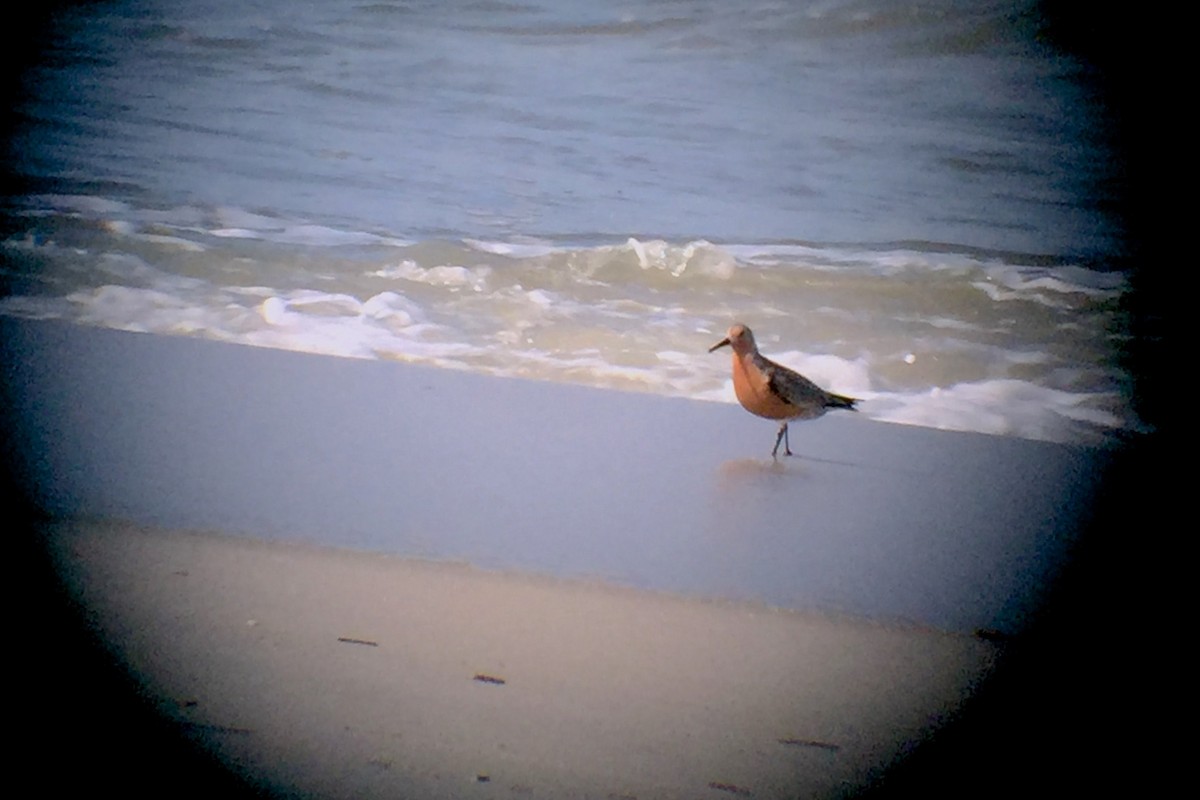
[708,337,731,353]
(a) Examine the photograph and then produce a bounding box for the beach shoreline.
[3,317,1106,633]
[3,316,1158,797]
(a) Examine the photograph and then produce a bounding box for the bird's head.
[708,323,756,355]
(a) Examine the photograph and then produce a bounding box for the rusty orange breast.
[731,353,795,420]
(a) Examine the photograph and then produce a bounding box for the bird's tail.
[827,392,858,411]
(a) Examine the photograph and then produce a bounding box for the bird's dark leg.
[772,422,791,458]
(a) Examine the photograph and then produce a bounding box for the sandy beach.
[38,517,996,799]
[4,317,1158,797]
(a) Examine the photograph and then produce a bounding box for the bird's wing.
[764,359,825,407]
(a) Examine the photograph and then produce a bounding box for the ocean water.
[3,0,1137,445]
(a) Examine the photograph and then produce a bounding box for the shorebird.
[709,323,858,457]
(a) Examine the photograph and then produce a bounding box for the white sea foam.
[360,291,425,324]
[132,233,208,252]
[262,225,396,247]
[70,285,218,335]
[0,193,1137,445]
[973,263,1126,308]
[983,263,1126,296]
[209,227,261,239]
[626,238,737,279]
[870,380,1128,444]
[465,238,558,258]
[371,260,492,290]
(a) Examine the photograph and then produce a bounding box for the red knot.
[709,323,858,457]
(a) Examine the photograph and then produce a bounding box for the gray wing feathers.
[764,358,858,411]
